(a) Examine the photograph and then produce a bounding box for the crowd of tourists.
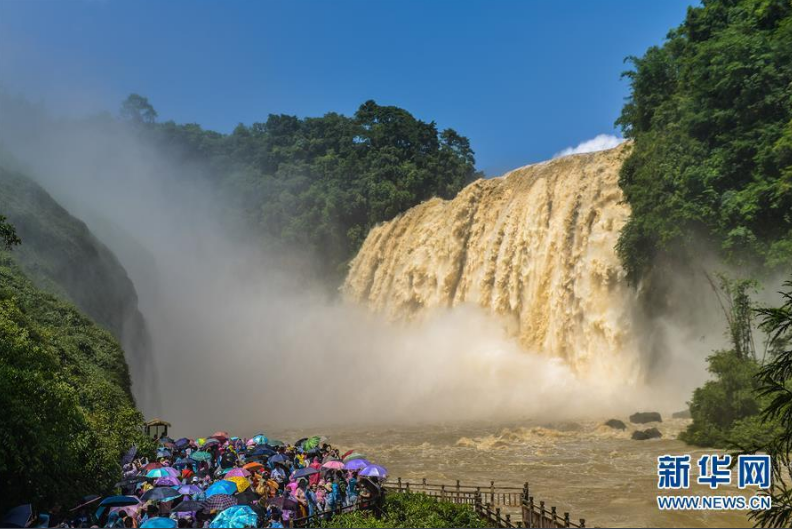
[2,432,388,528]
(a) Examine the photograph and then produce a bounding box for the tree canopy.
[616,0,792,282]
[120,93,158,124]
[0,213,20,250]
[137,99,481,282]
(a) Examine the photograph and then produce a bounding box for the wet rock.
[631,428,662,441]
[629,411,662,424]
[672,409,692,419]
[604,419,627,430]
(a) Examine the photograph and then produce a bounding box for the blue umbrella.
[248,447,275,457]
[1,505,33,528]
[122,445,138,466]
[174,437,191,449]
[173,458,194,468]
[205,480,237,498]
[293,467,319,479]
[209,505,258,528]
[146,468,173,479]
[252,434,268,445]
[269,454,289,465]
[141,487,182,503]
[98,496,139,507]
[141,517,178,528]
[190,451,212,462]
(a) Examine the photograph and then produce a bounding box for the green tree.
[616,0,792,283]
[120,93,158,124]
[0,213,20,250]
[680,276,767,447]
[751,278,792,527]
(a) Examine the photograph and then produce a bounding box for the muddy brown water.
[268,418,750,528]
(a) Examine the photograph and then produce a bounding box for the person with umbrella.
[293,479,309,519]
[267,510,284,528]
[346,471,359,507]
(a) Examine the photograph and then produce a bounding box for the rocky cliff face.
[0,167,157,407]
[345,143,642,375]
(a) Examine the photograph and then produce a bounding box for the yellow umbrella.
[196,438,207,447]
[224,476,250,493]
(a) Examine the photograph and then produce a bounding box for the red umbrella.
[341,450,355,459]
[212,431,229,442]
[142,462,162,471]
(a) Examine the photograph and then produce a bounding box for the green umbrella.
[190,451,212,462]
[343,452,367,462]
[302,436,323,450]
[268,440,285,447]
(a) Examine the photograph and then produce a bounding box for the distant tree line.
[122,95,481,282]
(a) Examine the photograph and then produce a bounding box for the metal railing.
[385,478,525,507]
[289,478,586,528]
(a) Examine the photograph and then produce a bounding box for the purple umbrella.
[177,484,203,496]
[359,464,388,479]
[343,459,371,471]
[155,476,180,487]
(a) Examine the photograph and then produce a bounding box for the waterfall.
[345,143,642,379]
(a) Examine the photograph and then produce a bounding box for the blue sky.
[0,1,695,175]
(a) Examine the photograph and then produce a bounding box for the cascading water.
[344,142,643,380]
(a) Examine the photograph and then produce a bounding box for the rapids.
[268,420,749,528]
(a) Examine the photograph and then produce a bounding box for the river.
[268,417,750,528]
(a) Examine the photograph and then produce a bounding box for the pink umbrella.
[322,460,344,470]
[155,476,180,487]
[225,468,251,478]
[110,502,143,521]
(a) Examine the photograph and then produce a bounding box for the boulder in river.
[604,419,627,430]
[629,411,662,424]
[631,428,662,441]
[672,409,692,419]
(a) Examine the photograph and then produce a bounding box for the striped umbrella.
[206,494,237,512]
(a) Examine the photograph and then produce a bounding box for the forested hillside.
[0,167,149,347]
[0,231,152,513]
[124,97,482,281]
[617,0,792,283]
